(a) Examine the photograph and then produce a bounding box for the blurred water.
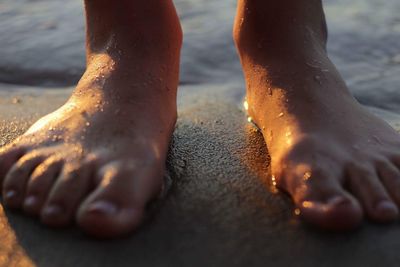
[0,0,400,113]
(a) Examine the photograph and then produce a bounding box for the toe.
[391,155,400,169]
[376,160,400,207]
[77,160,163,238]
[347,165,398,223]
[0,145,27,186]
[23,156,64,216]
[289,170,363,231]
[41,159,93,227]
[2,151,48,208]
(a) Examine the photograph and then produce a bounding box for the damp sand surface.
[1,0,400,266]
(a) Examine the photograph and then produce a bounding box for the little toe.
[291,171,363,231]
[348,165,398,223]
[2,151,49,208]
[77,161,163,238]
[23,156,64,216]
[41,159,93,227]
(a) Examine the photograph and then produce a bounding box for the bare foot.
[0,0,182,238]
[234,0,400,230]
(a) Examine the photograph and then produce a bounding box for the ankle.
[233,0,328,58]
[75,53,179,105]
[84,0,182,57]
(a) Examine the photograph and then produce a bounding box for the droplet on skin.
[271,175,277,186]
[314,75,322,85]
[247,117,253,123]
[303,171,312,181]
[270,175,279,194]
[85,122,90,127]
[278,113,284,118]
[243,100,249,111]
[294,209,301,216]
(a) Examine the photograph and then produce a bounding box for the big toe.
[287,171,363,230]
[77,160,163,238]
[298,194,363,231]
[78,199,144,239]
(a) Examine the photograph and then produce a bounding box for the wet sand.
[2,0,400,266]
[1,84,400,267]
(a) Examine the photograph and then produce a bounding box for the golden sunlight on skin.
[302,201,314,209]
[25,103,77,135]
[0,0,183,238]
[101,168,116,188]
[285,130,293,146]
[302,201,329,213]
[235,0,378,228]
[244,94,341,219]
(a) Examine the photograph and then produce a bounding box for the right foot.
[0,0,182,238]
[234,0,400,230]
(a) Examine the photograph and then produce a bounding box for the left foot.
[0,0,182,238]
[234,0,400,230]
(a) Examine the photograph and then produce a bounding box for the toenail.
[376,201,398,217]
[327,196,348,206]
[24,196,38,208]
[86,200,118,216]
[42,204,63,218]
[5,190,18,200]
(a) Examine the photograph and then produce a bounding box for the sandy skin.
[234,0,400,230]
[0,0,182,238]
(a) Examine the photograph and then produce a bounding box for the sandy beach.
[1,0,400,266]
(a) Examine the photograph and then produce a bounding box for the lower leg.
[234,0,400,230]
[0,0,182,238]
